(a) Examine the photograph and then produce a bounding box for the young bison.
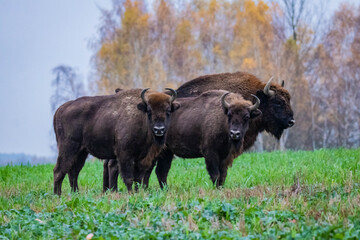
[105,90,261,189]
[53,88,179,195]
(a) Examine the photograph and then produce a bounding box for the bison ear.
[171,102,180,112]
[250,109,262,119]
[137,103,147,112]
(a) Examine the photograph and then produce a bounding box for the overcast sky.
[0,0,356,157]
[0,0,111,156]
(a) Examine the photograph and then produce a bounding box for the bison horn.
[249,94,260,111]
[141,88,150,105]
[221,92,231,110]
[281,80,285,87]
[165,88,177,104]
[264,76,275,96]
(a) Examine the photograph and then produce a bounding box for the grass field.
[1,148,360,239]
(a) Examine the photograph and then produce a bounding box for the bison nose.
[153,126,165,137]
[230,130,241,140]
[288,119,295,127]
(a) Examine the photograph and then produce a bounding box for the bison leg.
[103,159,110,192]
[53,141,85,195]
[133,172,141,192]
[117,154,134,193]
[218,155,234,187]
[155,149,174,189]
[108,159,119,192]
[53,155,67,196]
[142,159,157,188]
[134,163,149,191]
[133,166,141,192]
[68,149,88,192]
[218,163,229,188]
[204,152,220,187]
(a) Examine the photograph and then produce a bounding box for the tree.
[90,0,360,151]
[51,65,85,112]
[266,0,327,150]
[310,3,360,148]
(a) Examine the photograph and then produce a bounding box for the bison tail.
[53,108,64,149]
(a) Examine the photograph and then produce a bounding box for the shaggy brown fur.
[105,72,294,190]
[152,90,261,187]
[105,90,261,189]
[53,88,179,195]
[176,71,293,143]
[143,71,294,188]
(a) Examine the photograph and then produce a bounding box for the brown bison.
[53,88,179,195]
[175,72,294,141]
[104,90,261,189]
[159,90,261,187]
[143,71,295,188]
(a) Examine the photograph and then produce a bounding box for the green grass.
[1,148,360,239]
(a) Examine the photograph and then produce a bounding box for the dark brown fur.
[175,72,293,144]
[53,88,179,195]
[153,90,261,187]
[106,90,261,189]
[144,71,294,188]
[105,72,294,189]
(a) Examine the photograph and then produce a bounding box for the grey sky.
[0,0,356,157]
[0,0,111,156]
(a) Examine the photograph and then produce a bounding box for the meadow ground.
[1,148,360,239]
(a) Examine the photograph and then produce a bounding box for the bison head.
[137,88,180,145]
[256,77,295,139]
[221,92,262,148]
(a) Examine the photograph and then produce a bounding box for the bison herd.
[53,71,294,195]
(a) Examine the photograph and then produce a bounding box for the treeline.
[90,0,360,151]
[0,153,55,166]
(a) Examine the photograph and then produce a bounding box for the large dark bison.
[53,88,179,195]
[155,90,261,187]
[175,72,294,141]
[143,71,295,188]
[104,90,261,189]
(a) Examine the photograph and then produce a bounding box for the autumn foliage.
[91,0,360,150]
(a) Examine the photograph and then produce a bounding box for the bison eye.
[274,99,284,106]
[243,115,250,121]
